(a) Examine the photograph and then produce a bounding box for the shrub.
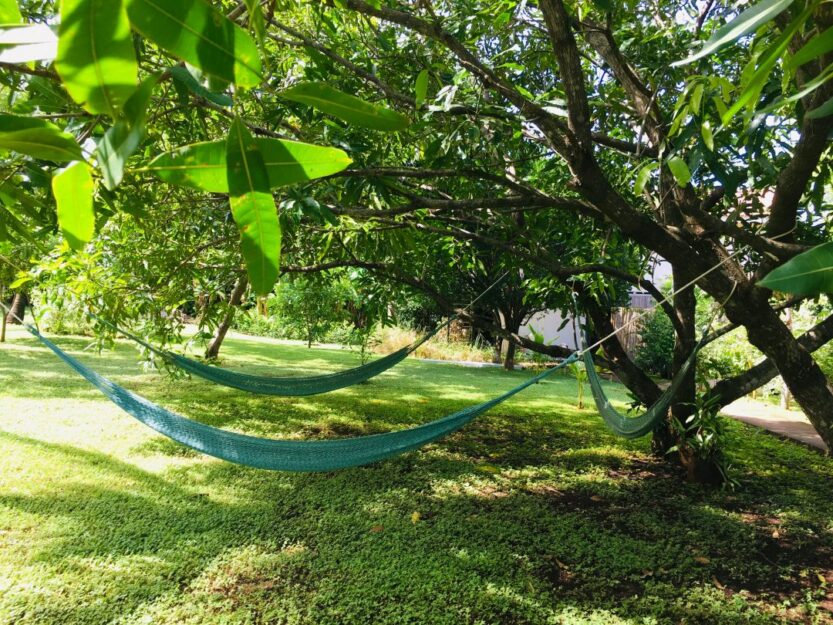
[634,308,675,378]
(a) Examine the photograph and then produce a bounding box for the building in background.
[518,257,672,351]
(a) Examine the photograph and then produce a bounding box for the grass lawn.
[1,324,832,625]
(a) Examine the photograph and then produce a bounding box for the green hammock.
[22,323,579,471]
[581,333,704,439]
[92,314,453,396]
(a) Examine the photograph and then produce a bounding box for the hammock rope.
[580,333,705,438]
[11,318,578,471]
[90,273,509,396]
[574,291,727,439]
[0,248,744,470]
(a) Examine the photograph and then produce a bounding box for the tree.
[3,0,833,479]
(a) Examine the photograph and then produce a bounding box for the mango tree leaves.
[787,25,833,69]
[0,24,57,63]
[143,137,352,192]
[0,0,20,23]
[281,82,410,131]
[243,0,266,50]
[415,69,429,108]
[97,74,160,189]
[0,114,83,162]
[56,0,138,117]
[806,96,833,119]
[126,0,261,88]
[634,161,659,194]
[226,118,281,296]
[169,65,232,107]
[52,161,95,250]
[667,156,691,187]
[671,0,794,66]
[759,242,833,295]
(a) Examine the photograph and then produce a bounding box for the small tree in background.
[635,309,675,379]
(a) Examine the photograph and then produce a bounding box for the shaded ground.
[1,325,832,625]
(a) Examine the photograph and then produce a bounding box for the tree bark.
[582,296,662,406]
[504,338,517,370]
[205,276,248,360]
[725,289,833,449]
[5,292,27,325]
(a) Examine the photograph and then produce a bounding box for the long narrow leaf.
[0,124,83,162]
[56,0,138,117]
[759,242,833,294]
[97,74,160,189]
[721,4,811,124]
[126,0,261,88]
[0,24,57,63]
[281,82,410,131]
[143,138,352,192]
[672,0,794,66]
[787,25,833,69]
[226,118,281,296]
[52,161,95,250]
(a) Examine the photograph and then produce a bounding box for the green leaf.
[634,161,659,194]
[667,156,691,187]
[122,71,160,126]
[9,275,32,289]
[97,74,160,189]
[759,242,833,295]
[787,25,833,69]
[415,69,429,108]
[52,161,95,250]
[281,82,410,131]
[591,0,615,11]
[98,122,139,190]
[0,24,57,63]
[760,64,833,114]
[243,0,265,49]
[0,113,55,132]
[0,0,21,23]
[671,0,794,67]
[169,65,232,107]
[143,137,352,192]
[56,0,138,117]
[701,120,715,151]
[806,94,833,118]
[126,0,262,88]
[226,118,280,296]
[0,115,83,162]
[720,4,811,125]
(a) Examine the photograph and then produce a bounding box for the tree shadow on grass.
[2,429,831,625]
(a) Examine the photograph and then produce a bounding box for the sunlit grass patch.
[1,325,832,624]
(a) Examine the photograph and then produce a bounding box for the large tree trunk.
[5,292,27,325]
[205,276,248,360]
[646,270,689,459]
[582,296,662,406]
[726,287,833,450]
[669,270,723,483]
[503,337,517,370]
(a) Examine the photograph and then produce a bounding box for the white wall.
[519,310,583,350]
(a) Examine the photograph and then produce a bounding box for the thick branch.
[711,311,833,407]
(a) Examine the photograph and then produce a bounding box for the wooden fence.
[610,307,646,358]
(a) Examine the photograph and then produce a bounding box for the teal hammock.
[93,314,453,396]
[22,323,579,471]
[581,333,704,439]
